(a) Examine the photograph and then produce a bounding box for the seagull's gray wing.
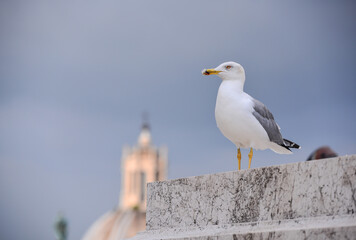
[252,99,284,146]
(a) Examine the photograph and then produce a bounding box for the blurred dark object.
[54,213,68,240]
[307,146,338,161]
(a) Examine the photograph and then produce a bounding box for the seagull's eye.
[225,65,232,70]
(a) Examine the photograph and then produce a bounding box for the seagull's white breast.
[215,81,270,149]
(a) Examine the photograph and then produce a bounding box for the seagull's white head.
[202,61,245,81]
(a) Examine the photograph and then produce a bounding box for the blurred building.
[82,121,168,240]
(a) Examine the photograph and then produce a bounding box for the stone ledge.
[131,215,356,240]
[129,155,356,240]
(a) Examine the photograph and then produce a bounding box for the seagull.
[202,61,300,170]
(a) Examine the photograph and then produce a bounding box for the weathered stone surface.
[129,155,356,240]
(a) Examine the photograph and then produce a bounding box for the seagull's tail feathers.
[271,139,300,154]
[269,139,300,154]
[282,139,300,150]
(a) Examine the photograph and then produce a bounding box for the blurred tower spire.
[120,115,167,211]
[138,112,151,147]
[141,112,150,130]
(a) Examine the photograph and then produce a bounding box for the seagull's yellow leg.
[237,148,241,170]
[248,148,253,169]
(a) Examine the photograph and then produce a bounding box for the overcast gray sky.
[1,1,355,240]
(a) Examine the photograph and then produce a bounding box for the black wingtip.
[283,139,300,149]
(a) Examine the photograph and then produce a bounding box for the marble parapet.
[129,155,356,240]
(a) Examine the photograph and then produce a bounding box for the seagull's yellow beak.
[202,69,222,76]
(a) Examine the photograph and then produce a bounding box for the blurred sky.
[0,1,355,240]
